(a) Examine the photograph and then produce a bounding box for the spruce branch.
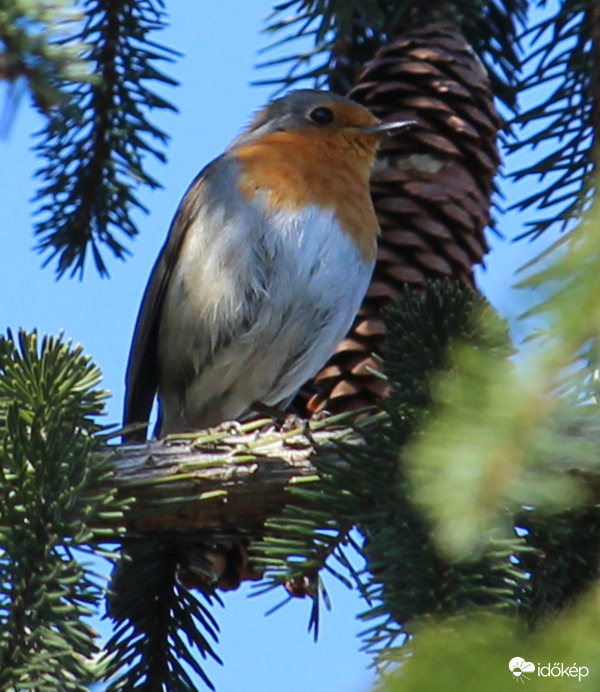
[242,284,528,660]
[403,206,600,561]
[32,0,179,278]
[16,401,589,543]
[104,541,223,692]
[508,0,598,240]
[376,603,600,691]
[350,284,529,662]
[0,329,122,691]
[257,0,526,110]
[402,197,600,626]
[0,0,91,119]
[96,415,364,534]
[101,414,375,691]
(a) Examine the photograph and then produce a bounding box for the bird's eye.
[308,106,334,125]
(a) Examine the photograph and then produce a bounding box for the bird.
[123,89,414,439]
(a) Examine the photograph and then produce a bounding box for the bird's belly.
[158,204,375,433]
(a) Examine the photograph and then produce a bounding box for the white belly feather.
[157,197,375,433]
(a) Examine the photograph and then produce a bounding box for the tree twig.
[99,414,375,534]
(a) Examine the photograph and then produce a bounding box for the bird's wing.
[123,159,220,439]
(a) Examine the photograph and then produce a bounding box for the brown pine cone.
[298,20,502,416]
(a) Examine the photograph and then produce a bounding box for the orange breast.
[235,126,381,263]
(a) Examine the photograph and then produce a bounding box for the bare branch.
[100,416,369,535]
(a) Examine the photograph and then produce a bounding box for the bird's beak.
[361,119,417,137]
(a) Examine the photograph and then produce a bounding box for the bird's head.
[232,89,414,153]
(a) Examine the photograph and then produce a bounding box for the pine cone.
[297,20,502,416]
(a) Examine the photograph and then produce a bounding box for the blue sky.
[0,3,555,691]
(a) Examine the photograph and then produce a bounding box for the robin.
[123,89,413,438]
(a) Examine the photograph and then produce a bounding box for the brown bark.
[100,419,360,535]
